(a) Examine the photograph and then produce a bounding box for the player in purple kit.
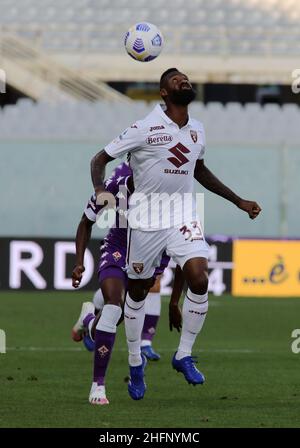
[71,162,171,405]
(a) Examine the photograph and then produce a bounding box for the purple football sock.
[83,313,95,329]
[141,314,159,342]
[93,330,116,385]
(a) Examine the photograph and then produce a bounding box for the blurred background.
[0,0,299,295]
[1,2,300,429]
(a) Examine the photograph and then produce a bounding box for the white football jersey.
[104,104,206,231]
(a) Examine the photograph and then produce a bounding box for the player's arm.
[169,265,185,332]
[194,159,262,219]
[91,124,143,200]
[91,149,115,197]
[72,214,94,288]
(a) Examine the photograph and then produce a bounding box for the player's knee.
[101,278,125,308]
[128,277,153,302]
[189,272,208,295]
[105,295,123,308]
[128,288,148,302]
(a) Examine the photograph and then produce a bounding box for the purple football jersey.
[84,161,131,253]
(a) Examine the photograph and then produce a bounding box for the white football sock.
[96,304,122,333]
[145,292,161,316]
[93,288,105,312]
[88,318,95,341]
[141,292,161,347]
[176,289,208,361]
[125,293,146,366]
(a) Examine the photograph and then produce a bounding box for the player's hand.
[237,199,262,220]
[72,264,85,288]
[169,302,182,332]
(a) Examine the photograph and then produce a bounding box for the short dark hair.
[160,68,179,88]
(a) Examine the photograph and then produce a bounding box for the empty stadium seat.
[1,100,298,145]
[0,0,300,56]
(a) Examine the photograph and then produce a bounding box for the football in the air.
[124,22,164,62]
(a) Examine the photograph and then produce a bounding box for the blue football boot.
[172,352,205,385]
[141,345,161,361]
[83,334,95,352]
[128,354,147,400]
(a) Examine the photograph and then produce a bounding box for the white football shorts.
[126,221,209,279]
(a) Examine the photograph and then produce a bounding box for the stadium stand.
[1,0,300,55]
[0,99,299,144]
[1,98,299,238]
[0,0,299,85]
[0,1,299,237]
[0,32,131,102]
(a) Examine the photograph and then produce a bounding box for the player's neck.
[165,104,189,129]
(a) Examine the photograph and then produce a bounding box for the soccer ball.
[124,22,164,62]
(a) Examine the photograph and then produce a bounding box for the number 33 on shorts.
[179,220,204,241]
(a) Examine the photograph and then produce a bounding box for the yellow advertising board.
[232,240,300,297]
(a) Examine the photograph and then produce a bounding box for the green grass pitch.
[0,291,300,428]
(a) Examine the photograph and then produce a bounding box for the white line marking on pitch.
[6,347,255,353]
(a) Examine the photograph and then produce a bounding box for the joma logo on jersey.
[167,143,190,168]
[147,133,173,145]
[149,125,165,132]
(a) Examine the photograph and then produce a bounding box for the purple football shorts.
[98,246,170,287]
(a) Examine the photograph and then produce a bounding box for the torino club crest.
[190,130,197,143]
[132,262,144,274]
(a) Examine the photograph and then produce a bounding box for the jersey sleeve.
[84,194,100,222]
[104,124,144,159]
[197,124,206,160]
[104,170,119,196]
